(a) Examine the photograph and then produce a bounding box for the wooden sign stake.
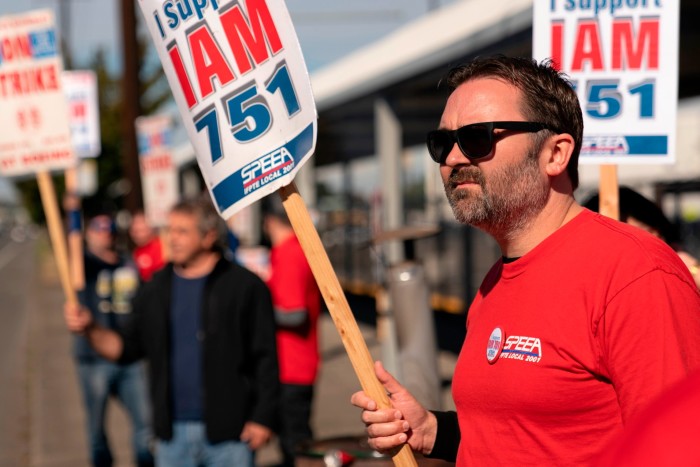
[37,170,78,305]
[64,166,85,290]
[278,182,418,467]
[599,165,620,220]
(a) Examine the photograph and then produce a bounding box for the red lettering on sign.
[612,18,659,71]
[189,23,236,99]
[571,20,604,72]
[219,0,283,76]
[20,150,71,165]
[0,65,59,97]
[550,21,564,70]
[71,102,86,119]
[1,34,31,62]
[141,155,172,171]
[168,43,197,108]
[1,158,16,169]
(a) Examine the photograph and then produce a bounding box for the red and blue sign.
[533,1,679,165]
[138,0,317,219]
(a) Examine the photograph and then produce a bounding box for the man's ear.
[543,132,575,178]
[202,229,218,249]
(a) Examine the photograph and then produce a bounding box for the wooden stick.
[37,171,78,305]
[65,166,85,290]
[599,165,620,220]
[278,182,418,467]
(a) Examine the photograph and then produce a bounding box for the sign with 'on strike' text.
[0,9,76,177]
[137,0,317,219]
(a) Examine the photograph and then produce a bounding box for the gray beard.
[444,152,549,237]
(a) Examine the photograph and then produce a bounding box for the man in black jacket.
[65,197,279,467]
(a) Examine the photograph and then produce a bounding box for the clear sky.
[1,0,458,72]
[0,0,458,203]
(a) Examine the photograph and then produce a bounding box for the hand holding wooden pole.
[278,182,418,467]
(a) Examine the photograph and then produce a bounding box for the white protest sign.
[136,114,179,227]
[63,70,101,158]
[137,0,317,220]
[533,1,679,165]
[0,9,76,176]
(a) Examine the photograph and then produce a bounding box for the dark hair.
[261,194,291,226]
[444,55,584,189]
[80,195,117,223]
[583,187,680,245]
[170,195,228,252]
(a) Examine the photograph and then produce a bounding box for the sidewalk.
[23,241,457,466]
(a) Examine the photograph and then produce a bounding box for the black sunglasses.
[426,121,556,164]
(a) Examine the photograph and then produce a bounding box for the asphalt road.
[0,235,34,466]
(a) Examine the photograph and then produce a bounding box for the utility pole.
[56,0,72,68]
[120,0,143,212]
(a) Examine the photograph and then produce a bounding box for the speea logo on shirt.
[501,335,542,363]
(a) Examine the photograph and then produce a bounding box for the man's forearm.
[84,324,124,361]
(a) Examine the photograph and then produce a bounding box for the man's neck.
[174,251,220,279]
[494,193,582,259]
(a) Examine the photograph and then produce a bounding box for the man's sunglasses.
[426,121,557,164]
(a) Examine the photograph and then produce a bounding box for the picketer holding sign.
[351,55,700,465]
[72,0,418,466]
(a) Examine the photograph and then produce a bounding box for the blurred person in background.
[584,186,700,289]
[72,205,154,467]
[65,197,279,467]
[262,196,321,467]
[128,210,165,282]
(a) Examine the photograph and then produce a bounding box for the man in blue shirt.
[73,210,153,467]
[65,198,279,466]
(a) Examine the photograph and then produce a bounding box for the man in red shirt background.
[129,210,166,282]
[263,196,321,467]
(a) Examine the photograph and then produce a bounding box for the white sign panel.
[136,114,178,227]
[0,9,76,176]
[533,1,679,165]
[137,0,317,219]
[63,70,101,158]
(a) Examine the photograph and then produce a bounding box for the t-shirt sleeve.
[598,268,700,423]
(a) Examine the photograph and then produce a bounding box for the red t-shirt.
[133,237,165,282]
[595,369,700,466]
[452,209,700,466]
[267,235,320,385]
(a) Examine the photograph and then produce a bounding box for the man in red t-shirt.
[350,56,700,465]
[263,197,321,467]
[129,211,165,282]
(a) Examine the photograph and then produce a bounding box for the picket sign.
[135,114,179,228]
[0,9,79,302]
[136,1,416,463]
[534,2,679,221]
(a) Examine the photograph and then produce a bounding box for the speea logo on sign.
[241,147,294,195]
